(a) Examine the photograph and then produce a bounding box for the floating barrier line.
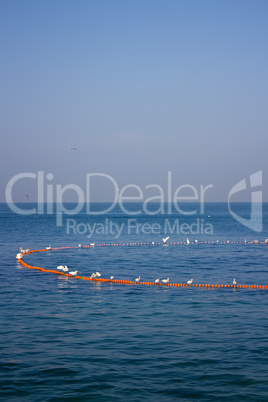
[53,240,268,248]
[16,247,268,290]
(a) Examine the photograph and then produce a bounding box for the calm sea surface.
[1,203,268,401]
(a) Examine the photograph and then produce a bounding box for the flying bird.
[69,147,77,151]
[57,265,69,272]
[162,236,169,243]
[23,194,29,199]
[90,272,101,278]
[20,247,30,253]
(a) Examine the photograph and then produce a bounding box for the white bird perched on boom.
[69,270,81,276]
[162,237,169,243]
[187,279,193,285]
[186,238,190,245]
[155,278,160,283]
[233,279,237,286]
[162,278,169,283]
[135,276,141,282]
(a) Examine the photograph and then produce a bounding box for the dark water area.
[1,203,268,401]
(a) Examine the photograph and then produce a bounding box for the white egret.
[69,270,81,276]
[95,271,101,277]
[57,265,68,272]
[187,279,193,285]
[57,265,69,272]
[233,279,237,286]
[162,237,169,243]
[162,278,169,283]
[186,238,190,245]
[110,276,114,280]
[155,278,160,283]
[20,247,30,253]
[135,276,141,282]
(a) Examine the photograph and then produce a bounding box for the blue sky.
[1,0,267,202]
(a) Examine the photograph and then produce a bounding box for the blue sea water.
[1,202,268,401]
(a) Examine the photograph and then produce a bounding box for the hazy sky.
[1,0,267,202]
